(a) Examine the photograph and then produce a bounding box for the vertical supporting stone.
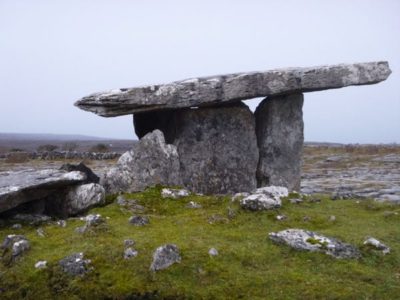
[170,103,259,195]
[255,93,304,191]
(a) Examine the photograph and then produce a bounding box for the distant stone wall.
[0,151,121,161]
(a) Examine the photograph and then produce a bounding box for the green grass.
[1,186,400,299]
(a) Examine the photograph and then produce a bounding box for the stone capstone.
[150,244,181,271]
[75,62,391,116]
[269,229,360,259]
[255,93,304,191]
[101,130,181,194]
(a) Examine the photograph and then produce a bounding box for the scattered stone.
[82,214,104,227]
[231,192,250,202]
[255,186,289,199]
[150,244,181,271]
[56,220,67,227]
[75,226,87,234]
[101,130,182,194]
[377,194,400,202]
[116,195,127,206]
[75,62,391,116]
[276,215,287,221]
[383,211,398,218]
[186,201,202,209]
[303,216,311,222]
[0,169,86,213]
[240,186,288,211]
[35,260,47,269]
[363,237,390,255]
[161,188,190,199]
[59,162,100,184]
[256,93,304,191]
[124,247,138,259]
[129,215,149,226]
[59,253,91,276]
[289,198,303,204]
[36,228,46,237]
[124,239,135,247]
[208,214,229,224]
[329,215,336,222]
[11,224,22,230]
[208,248,219,256]
[269,229,360,259]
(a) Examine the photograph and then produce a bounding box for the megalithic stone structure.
[75,61,391,194]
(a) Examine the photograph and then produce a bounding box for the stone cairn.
[75,61,391,195]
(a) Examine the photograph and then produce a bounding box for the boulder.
[75,61,391,116]
[101,130,181,194]
[0,169,86,213]
[269,229,360,259]
[363,237,390,255]
[150,244,181,271]
[255,93,304,191]
[63,183,105,216]
[167,103,258,194]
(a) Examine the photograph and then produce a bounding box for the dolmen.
[75,61,391,195]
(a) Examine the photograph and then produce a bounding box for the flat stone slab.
[75,61,391,116]
[0,169,86,213]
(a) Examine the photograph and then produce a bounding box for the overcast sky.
[1,0,399,143]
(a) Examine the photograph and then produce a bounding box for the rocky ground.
[301,144,400,202]
[1,143,399,202]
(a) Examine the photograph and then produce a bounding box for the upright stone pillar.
[255,93,304,191]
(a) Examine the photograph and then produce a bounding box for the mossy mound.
[1,186,400,299]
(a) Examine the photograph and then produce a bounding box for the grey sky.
[1,0,399,143]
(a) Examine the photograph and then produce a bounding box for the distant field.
[0,133,136,154]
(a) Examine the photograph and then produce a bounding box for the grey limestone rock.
[124,248,138,259]
[363,237,390,255]
[255,93,304,191]
[1,235,30,262]
[101,130,181,194]
[240,186,288,211]
[75,61,391,116]
[59,162,100,184]
[161,188,190,199]
[168,103,259,194]
[128,215,149,226]
[269,229,360,259]
[59,252,91,276]
[63,183,105,216]
[150,244,181,271]
[0,169,86,213]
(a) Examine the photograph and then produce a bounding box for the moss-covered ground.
[1,186,400,299]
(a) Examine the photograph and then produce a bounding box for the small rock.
[227,207,236,219]
[11,224,22,230]
[289,198,303,204]
[240,193,281,211]
[124,239,135,247]
[363,237,390,255]
[35,260,47,269]
[231,192,250,202]
[255,186,289,199]
[81,214,104,226]
[161,188,190,199]
[56,220,67,227]
[208,248,218,256]
[36,228,46,237]
[12,239,30,257]
[276,215,287,221]
[116,195,127,206]
[186,201,202,209]
[124,247,138,259]
[269,229,360,259]
[150,244,181,271]
[75,226,87,234]
[329,215,336,222]
[129,215,149,226]
[383,211,398,218]
[303,216,311,222]
[208,214,228,224]
[59,252,91,276]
